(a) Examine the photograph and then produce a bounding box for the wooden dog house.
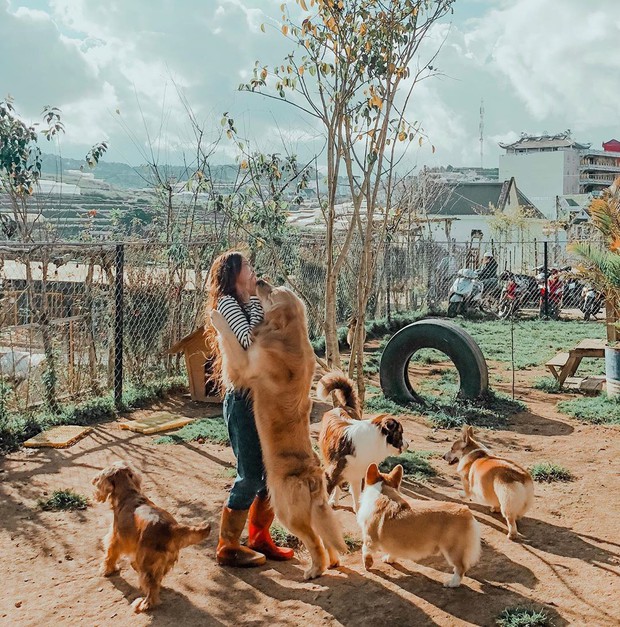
[168,326,221,402]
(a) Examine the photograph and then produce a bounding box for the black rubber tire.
[447,302,459,318]
[379,318,489,402]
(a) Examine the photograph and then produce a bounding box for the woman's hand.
[248,271,258,296]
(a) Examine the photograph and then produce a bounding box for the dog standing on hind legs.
[92,461,211,612]
[443,425,534,540]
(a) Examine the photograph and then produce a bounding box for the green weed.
[38,489,89,511]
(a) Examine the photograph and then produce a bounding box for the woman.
[205,251,294,567]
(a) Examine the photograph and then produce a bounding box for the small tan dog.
[92,461,211,612]
[357,463,481,588]
[443,425,534,540]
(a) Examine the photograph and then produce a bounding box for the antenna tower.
[479,98,484,169]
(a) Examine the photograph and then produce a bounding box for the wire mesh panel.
[0,235,599,413]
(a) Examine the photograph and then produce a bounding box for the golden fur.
[357,463,481,588]
[443,425,535,540]
[92,461,211,612]
[210,280,346,580]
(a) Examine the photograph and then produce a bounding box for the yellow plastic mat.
[23,425,92,449]
[119,412,194,435]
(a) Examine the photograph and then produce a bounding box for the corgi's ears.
[461,425,474,441]
[388,464,403,488]
[365,463,381,485]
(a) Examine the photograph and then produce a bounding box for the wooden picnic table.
[546,338,606,387]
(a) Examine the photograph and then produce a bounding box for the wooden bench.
[546,339,606,387]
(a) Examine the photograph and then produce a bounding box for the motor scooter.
[447,269,484,317]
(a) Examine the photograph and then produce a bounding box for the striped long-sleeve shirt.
[216,295,264,349]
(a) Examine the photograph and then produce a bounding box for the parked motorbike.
[561,268,583,309]
[447,268,484,317]
[580,285,604,321]
[537,270,562,320]
[497,271,526,318]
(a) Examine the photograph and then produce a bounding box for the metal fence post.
[543,240,549,320]
[114,243,124,409]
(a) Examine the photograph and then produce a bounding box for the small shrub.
[529,462,573,483]
[38,489,89,511]
[496,606,551,627]
[557,394,620,425]
[155,417,229,445]
[379,450,437,481]
[532,377,561,394]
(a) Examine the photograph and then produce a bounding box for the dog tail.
[463,516,482,571]
[317,371,361,418]
[173,522,211,549]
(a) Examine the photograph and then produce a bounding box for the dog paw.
[132,597,151,613]
[209,310,226,332]
[101,566,120,577]
[443,575,462,588]
[381,554,396,565]
[303,565,325,580]
[328,558,340,569]
[363,554,374,570]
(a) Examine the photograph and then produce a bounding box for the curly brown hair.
[204,250,247,394]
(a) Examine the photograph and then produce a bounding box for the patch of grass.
[269,523,302,550]
[0,375,189,454]
[155,417,228,445]
[557,394,620,425]
[38,489,89,511]
[529,462,573,483]
[458,319,606,370]
[364,395,417,416]
[344,533,362,552]
[496,606,551,627]
[410,348,447,365]
[379,450,437,481]
[532,377,561,394]
[365,388,525,430]
[424,389,526,430]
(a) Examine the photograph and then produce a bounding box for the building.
[499,131,620,218]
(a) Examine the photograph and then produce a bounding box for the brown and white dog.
[92,461,211,612]
[357,463,481,587]
[443,425,534,540]
[210,280,346,580]
[318,371,408,512]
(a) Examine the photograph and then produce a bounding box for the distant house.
[419,177,553,271]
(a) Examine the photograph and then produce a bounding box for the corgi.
[357,463,481,588]
[317,371,408,512]
[443,425,534,540]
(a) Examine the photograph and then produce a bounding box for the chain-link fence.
[0,236,595,411]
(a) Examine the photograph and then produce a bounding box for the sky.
[1,0,619,172]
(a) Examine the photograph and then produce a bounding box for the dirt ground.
[1,358,620,627]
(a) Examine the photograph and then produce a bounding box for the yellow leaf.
[240,160,248,169]
[432,145,436,154]
[418,136,423,147]
[260,69,267,80]
[260,23,265,33]
[398,131,407,142]
[282,24,288,36]
[299,0,308,10]
[299,65,305,76]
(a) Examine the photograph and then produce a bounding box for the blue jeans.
[223,390,267,510]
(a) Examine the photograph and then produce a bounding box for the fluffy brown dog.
[211,279,346,579]
[92,461,211,612]
[443,426,534,540]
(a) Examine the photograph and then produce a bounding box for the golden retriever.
[210,279,346,579]
[92,461,211,612]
